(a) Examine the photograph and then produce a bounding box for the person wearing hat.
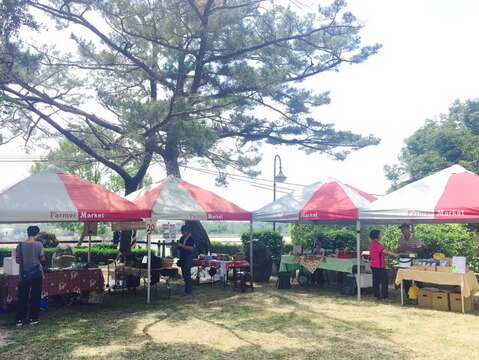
[171,225,196,296]
[398,224,422,255]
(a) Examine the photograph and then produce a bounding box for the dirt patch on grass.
[0,327,12,347]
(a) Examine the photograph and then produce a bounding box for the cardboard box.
[432,291,450,311]
[410,265,426,271]
[418,289,433,308]
[449,293,473,313]
[425,265,437,272]
[436,266,452,272]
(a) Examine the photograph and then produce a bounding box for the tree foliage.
[1,0,380,192]
[288,223,356,250]
[385,99,479,190]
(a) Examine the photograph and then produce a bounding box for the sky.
[1,0,479,211]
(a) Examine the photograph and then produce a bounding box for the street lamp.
[273,154,286,231]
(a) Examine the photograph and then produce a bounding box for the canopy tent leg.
[147,230,152,304]
[356,220,361,301]
[146,220,153,304]
[249,220,254,283]
[88,235,91,264]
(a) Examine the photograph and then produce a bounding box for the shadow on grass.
[0,281,423,360]
[69,338,409,360]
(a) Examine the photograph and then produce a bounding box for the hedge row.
[0,247,153,267]
[210,241,242,255]
[1,242,293,268]
[209,241,293,256]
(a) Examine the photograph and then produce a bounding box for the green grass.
[1,281,479,360]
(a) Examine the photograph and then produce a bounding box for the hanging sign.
[83,222,98,236]
[161,223,177,242]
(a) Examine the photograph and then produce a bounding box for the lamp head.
[275,168,286,183]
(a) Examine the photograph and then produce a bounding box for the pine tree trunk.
[118,177,143,256]
[163,148,211,253]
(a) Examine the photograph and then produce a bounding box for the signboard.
[83,222,98,236]
[452,256,467,274]
[161,223,177,242]
[111,221,147,231]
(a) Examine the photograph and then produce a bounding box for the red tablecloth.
[0,268,104,305]
[192,259,249,270]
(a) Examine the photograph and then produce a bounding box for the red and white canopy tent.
[253,179,377,300]
[126,175,251,221]
[0,165,150,223]
[359,165,479,223]
[0,165,151,264]
[253,179,377,224]
[126,175,252,303]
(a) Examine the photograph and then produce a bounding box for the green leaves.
[387,99,479,188]
[2,0,380,186]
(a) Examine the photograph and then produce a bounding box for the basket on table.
[161,258,175,268]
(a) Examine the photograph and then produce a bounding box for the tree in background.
[1,0,381,250]
[2,0,380,187]
[380,224,479,271]
[383,99,479,269]
[289,223,356,250]
[385,99,479,189]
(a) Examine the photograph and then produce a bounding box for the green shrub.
[70,247,156,265]
[210,241,243,255]
[0,248,12,267]
[381,224,479,271]
[282,244,293,254]
[289,224,356,250]
[323,229,356,250]
[73,248,118,264]
[37,231,59,248]
[241,230,283,260]
[91,243,118,250]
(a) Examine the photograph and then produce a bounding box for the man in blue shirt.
[172,225,196,296]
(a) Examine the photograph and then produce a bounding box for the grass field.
[1,280,478,360]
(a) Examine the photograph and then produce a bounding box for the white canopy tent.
[359,165,479,224]
[253,178,378,300]
[127,176,252,303]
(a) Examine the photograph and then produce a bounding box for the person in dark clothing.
[172,225,196,296]
[15,226,45,326]
[368,230,399,300]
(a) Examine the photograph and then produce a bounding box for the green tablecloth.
[279,255,362,274]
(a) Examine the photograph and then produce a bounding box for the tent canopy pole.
[356,220,361,302]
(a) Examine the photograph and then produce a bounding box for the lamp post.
[273,154,286,231]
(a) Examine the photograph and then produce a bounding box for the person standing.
[15,226,45,326]
[398,224,422,296]
[311,235,326,286]
[398,224,422,255]
[172,225,196,296]
[369,230,399,300]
